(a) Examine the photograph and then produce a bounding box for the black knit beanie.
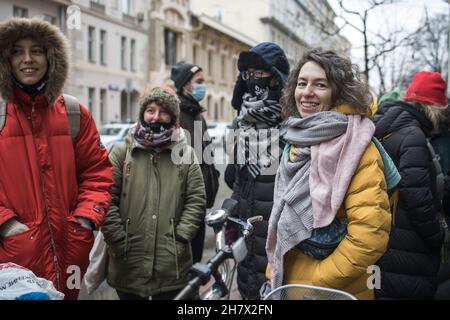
[170,62,202,92]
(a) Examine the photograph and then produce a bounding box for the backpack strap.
[0,101,6,131]
[427,138,444,205]
[389,188,399,226]
[62,94,81,146]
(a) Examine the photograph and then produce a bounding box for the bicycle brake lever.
[247,215,263,225]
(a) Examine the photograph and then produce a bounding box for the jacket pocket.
[166,235,192,280]
[65,217,94,275]
[0,223,41,266]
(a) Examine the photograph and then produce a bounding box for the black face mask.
[142,121,173,133]
[245,76,273,98]
[12,73,48,96]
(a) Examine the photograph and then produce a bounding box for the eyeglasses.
[241,70,270,80]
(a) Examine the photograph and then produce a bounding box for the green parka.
[102,130,206,297]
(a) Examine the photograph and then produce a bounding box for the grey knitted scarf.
[266,112,349,290]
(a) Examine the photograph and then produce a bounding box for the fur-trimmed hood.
[0,18,69,103]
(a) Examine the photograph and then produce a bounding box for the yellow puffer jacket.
[267,108,391,300]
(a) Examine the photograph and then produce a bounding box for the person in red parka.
[0,18,113,300]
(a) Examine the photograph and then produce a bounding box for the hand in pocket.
[0,219,30,238]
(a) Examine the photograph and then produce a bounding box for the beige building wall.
[191,0,269,44]
[148,0,192,85]
[190,14,257,123]
[191,0,351,64]
[148,1,258,124]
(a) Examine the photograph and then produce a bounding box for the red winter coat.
[0,88,113,299]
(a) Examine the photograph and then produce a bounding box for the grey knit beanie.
[138,87,180,124]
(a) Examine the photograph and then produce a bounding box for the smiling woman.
[266,48,392,300]
[10,38,48,86]
[294,61,332,118]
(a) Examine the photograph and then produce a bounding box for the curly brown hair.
[281,48,372,119]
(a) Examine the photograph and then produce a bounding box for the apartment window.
[193,45,199,65]
[100,89,107,124]
[221,55,227,80]
[43,14,56,25]
[88,88,96,113]
[207,51,214,77]
[122,0,131,15]
[100,30,107,66]
[214,103,219,121]
[13,6,28,18]
[111,0,119,10]
[232,57,238,78]
[220,97,225,119]
[207,96,212,118]
[130,39,136,71]
[121,36,127,70]
[164,29,178,66]
[90,0,105,13]
[88,26,96,63]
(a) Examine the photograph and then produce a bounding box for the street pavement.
[78,145,242,300]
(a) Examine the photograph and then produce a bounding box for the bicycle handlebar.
[174,198,262,301]
[174,250,229,300]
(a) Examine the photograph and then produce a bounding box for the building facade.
[0,0,150,125]
[147,0,256,123]
[190,14,256,123]
[190,0,351,64]
[2,0,322,125]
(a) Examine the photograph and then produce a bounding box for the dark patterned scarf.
[236,92,283,178]
[132,122,178,151]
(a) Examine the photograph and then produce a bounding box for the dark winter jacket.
[178,95,219,209]
[230,165,277,300]
[373,100,444,299]
[103,131,205,297]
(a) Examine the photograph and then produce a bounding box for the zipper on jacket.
[170,218,180,280]
[125,218,130,257]
[30,100,61,289]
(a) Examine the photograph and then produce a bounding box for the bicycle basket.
[263,284,357,300]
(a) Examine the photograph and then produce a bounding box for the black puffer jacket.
[178,94,220,264]
[178,95,220,209]
[373,101,444,299]
[230,165,277,300]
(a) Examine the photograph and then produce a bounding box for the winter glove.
[175,234,189,244]
[76,217,94,230]
[224,227,239,245]
[231,75,247,112]
[259,281,272,299]
[0,218,30,238]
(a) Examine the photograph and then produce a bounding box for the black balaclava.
[12,72,48,96]
[245,75,274,99]
[142,121,173,133]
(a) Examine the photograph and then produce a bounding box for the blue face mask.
[192,83,206,102]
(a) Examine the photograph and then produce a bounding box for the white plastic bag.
[83,231,108,295]
[0,263,64,300]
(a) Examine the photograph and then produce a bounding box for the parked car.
[99,123,134,150]
[207,122,232,147]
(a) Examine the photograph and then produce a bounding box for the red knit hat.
[404,71,448,107]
